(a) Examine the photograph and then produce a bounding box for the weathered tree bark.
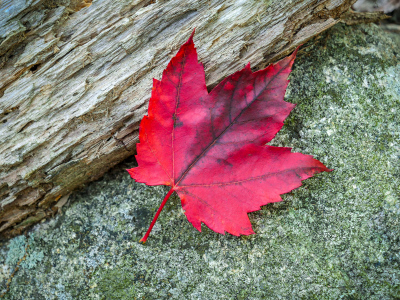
[0,0,355,239]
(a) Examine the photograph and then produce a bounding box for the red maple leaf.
[127,30,331,243]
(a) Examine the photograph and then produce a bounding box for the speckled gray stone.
[1,23,399,299]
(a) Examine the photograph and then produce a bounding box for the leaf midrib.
[174,59,291,188]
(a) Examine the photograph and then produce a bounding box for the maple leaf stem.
[139,187,175,243]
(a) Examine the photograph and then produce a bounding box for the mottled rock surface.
[0,23,399,299]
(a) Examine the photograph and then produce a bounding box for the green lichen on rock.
[4,236,26,267]
[0,23,399,299]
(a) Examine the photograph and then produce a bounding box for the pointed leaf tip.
[126,168,135,179]
[187,28,196,43]
[291,45,301,58]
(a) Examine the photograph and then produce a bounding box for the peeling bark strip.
[0,0,356,239]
